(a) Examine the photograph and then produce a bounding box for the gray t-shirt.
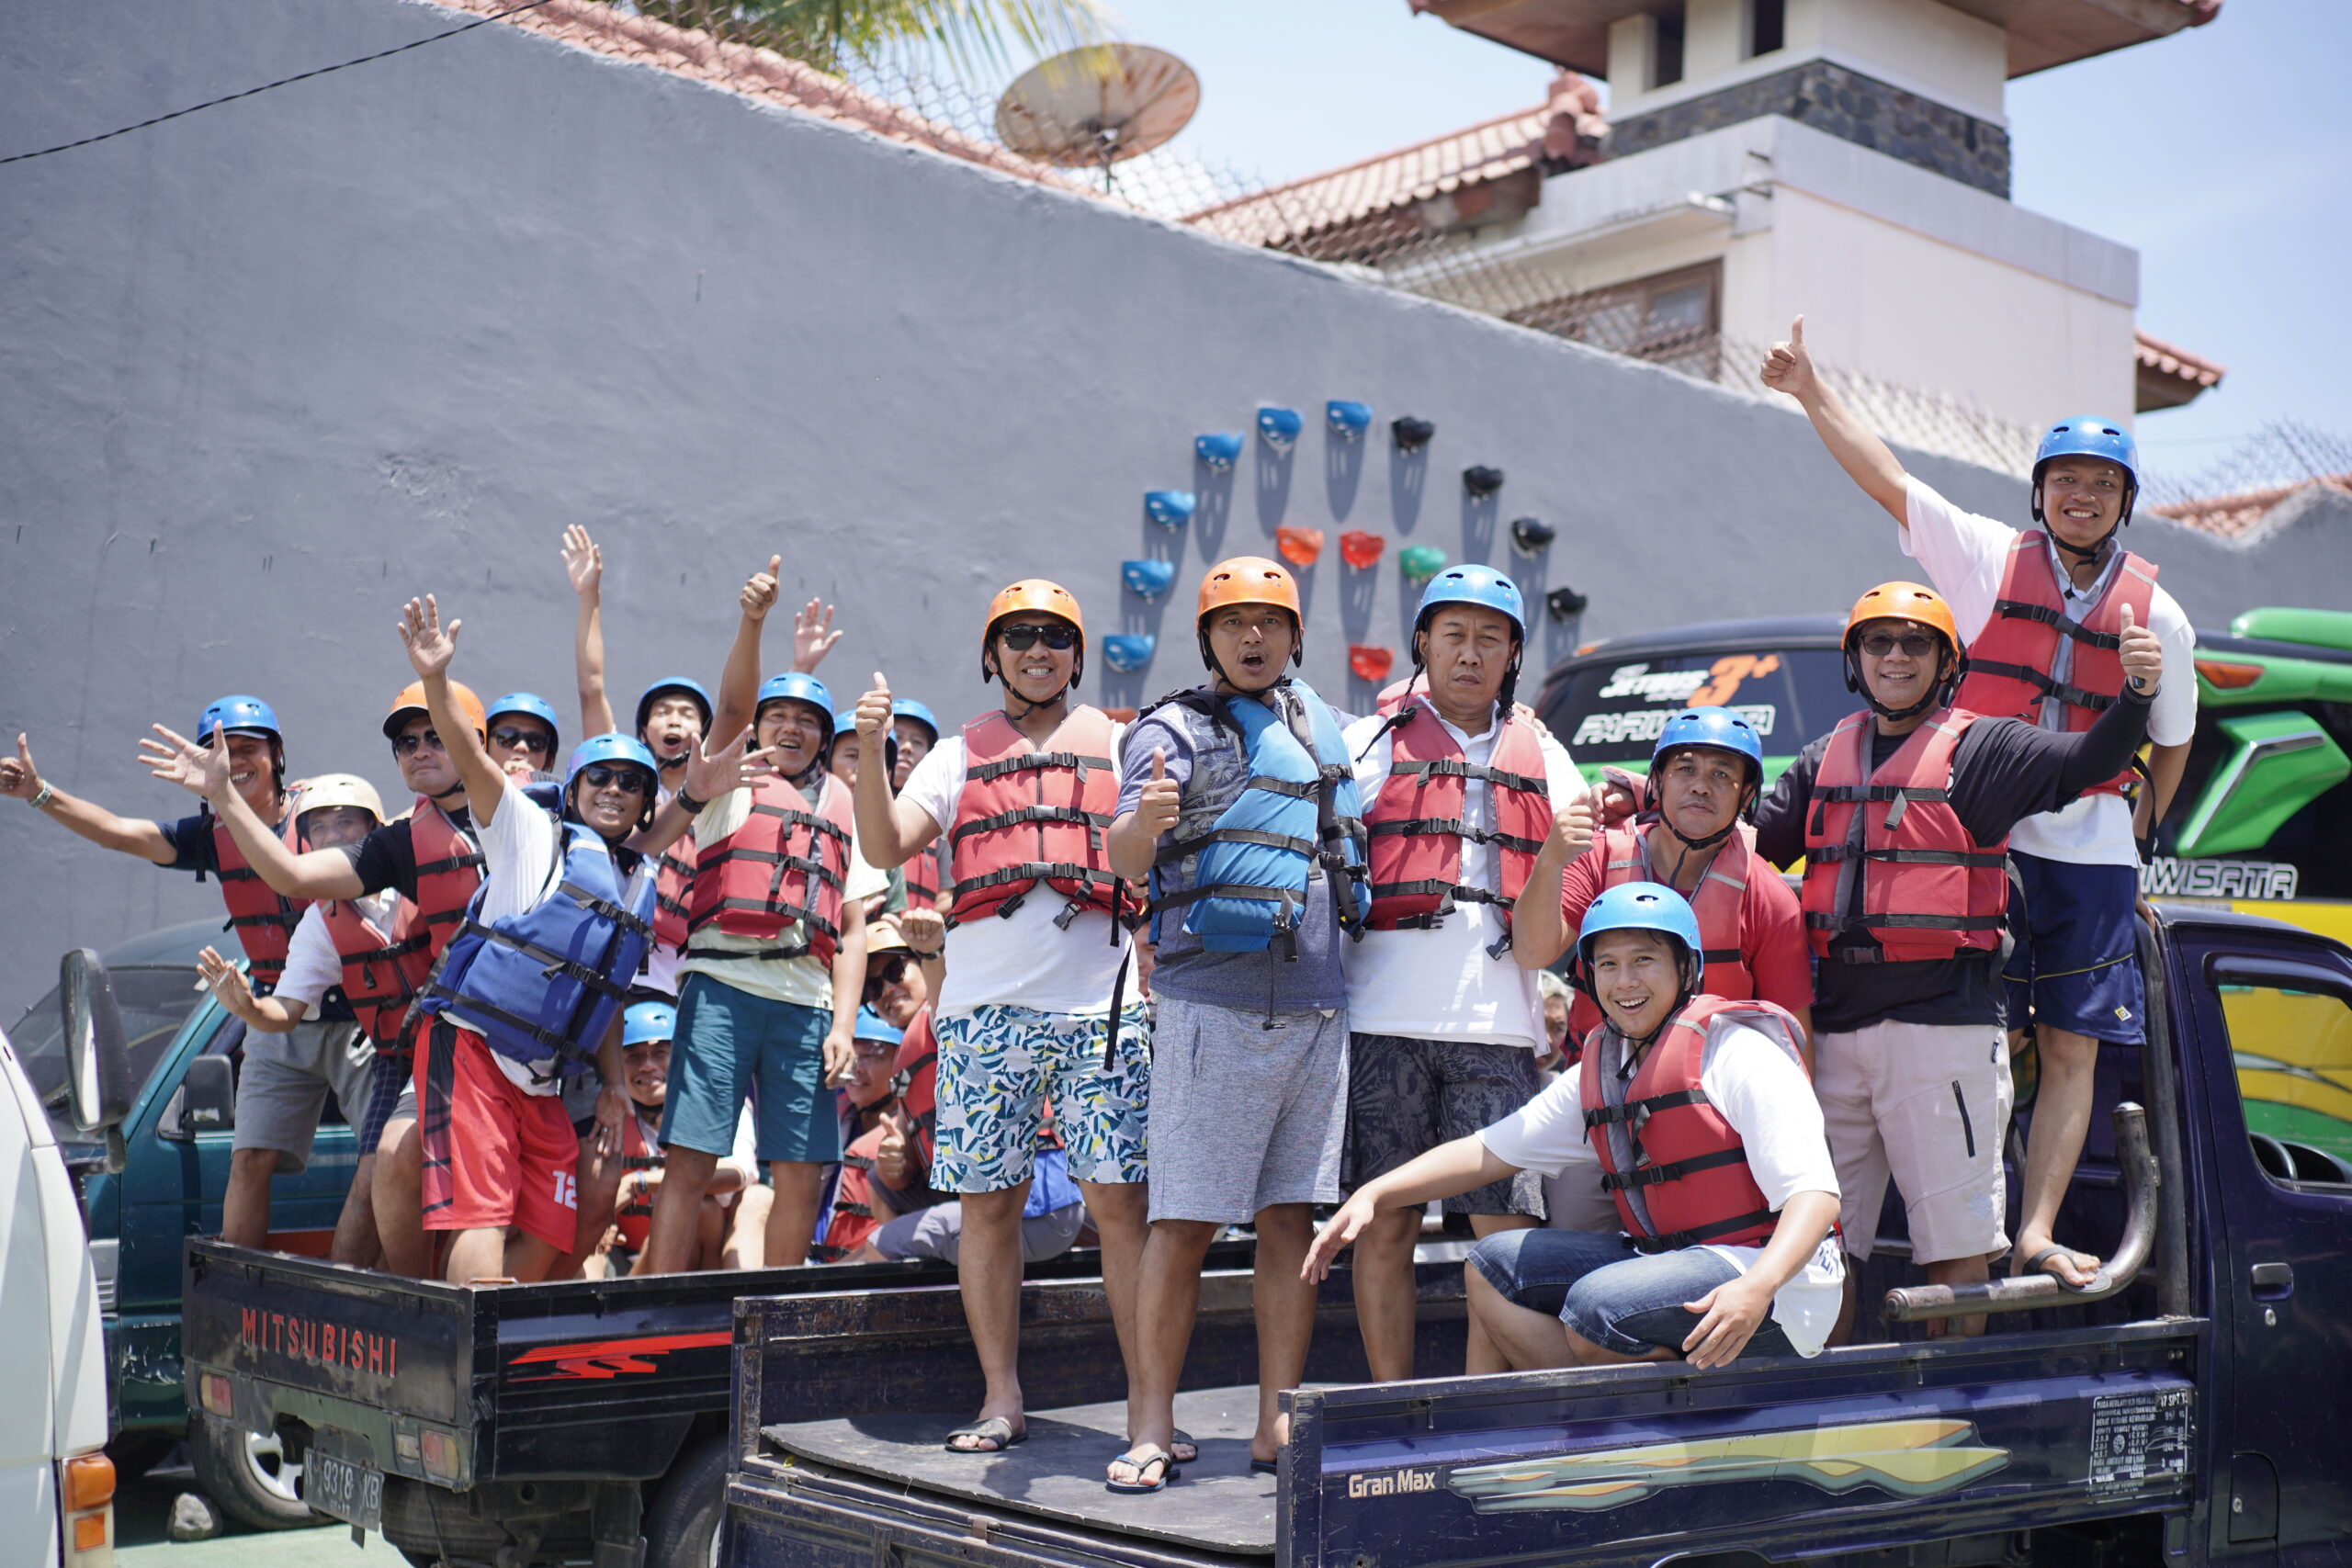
[1115,686,1348,1012]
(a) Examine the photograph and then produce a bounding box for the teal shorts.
[660,975,840,1165]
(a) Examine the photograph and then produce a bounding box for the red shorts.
[415,1020,579,1251]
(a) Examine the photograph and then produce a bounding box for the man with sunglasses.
[6,694,305,992]
[485,693,562,781]
[1747,581,2163,1336]
[851,579,1149,1459]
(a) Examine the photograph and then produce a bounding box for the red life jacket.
[895,1010,939,1167]
[405,797,486,953]
[613,1111,664,1252]
[1363,699,1552,952]
[946,706,1128,929]
[1953,531,2157,798]
[812,1115,891,1263]
[684,773,855,965]
[1800,709,2010,964]
[320,896,433,1047]
[903,840,947,910]
[1566,821,1759,1039]
[653,829,695,951]
[1579,996,1809,1252]
[208,810,308,993]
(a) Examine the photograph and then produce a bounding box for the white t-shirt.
[1902,476,2198,866]
[897,728,1134,1017]
[1480,1023,1846,1357]
[1340,705,1583,1048]
[681,777,888,1008]
[449,775,656,1095]
[275,891,402,1015]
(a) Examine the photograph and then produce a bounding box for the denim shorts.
[1468,1226,1796,1360]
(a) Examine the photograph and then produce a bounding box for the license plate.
[305,1450,384,1533]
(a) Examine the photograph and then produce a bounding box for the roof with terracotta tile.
[2136,329,2227,390]
[2150,473,2352,540]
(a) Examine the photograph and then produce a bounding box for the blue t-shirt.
[1114,687,1348,1013]
[155,812,220,875]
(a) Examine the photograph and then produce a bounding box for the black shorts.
[1342,1033,1546,1217]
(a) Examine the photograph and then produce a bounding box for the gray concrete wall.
[2,0,2340,1014]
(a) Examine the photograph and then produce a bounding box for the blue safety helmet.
[486,692,561,750]
[1575,880,1704,991]
[890,698,940,745]
[1413,565,1526,639]
[756,672,834,725]
[2031,415,2140,531]
[561,732,662,830]
[834,708,860,736]
[634,677,713,739]
[198,694,282,744]
[622,999,676,1049]
[853,1006,904,1046]
[1651,706,1764,784]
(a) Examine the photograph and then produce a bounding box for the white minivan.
[1,948,136,1567]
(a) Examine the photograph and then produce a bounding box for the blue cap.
[756,672,833,722]
[622,999,676,1049]
[1651,706,1763,778]
[1577,881,1704,987]
[562,732,661,799]
[198,694,281,744]
[486,692,560,747]
[853,1006,904,1046]
[890,699,940,742]
[1414,564,1526,638]
[634,677,713,738]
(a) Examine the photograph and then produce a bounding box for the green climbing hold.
[1399,544,1448,584]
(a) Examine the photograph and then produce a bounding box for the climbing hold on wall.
[1327,400,1373,438]
[1195,433,1244,470]
[1145,491,1196,528]
[1102,634,1157,672]
[1399,544,1447,584]
[1349,645,1396,682]
[1275,526,1324,568]
[1123,559,1176,599]
[1510,516,1556,555]
[1463,466,1505,498]
[1340,531,1385,570]
[1546,585,1589,621]
[1257,407,1303,449]
[1391,416,1435,452]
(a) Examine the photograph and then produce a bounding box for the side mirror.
[61,948,134,1134]
[178,1055,236,1135]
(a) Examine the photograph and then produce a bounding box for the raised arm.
[563,526,618,739]
[1510,786,1593,969]
[1759,315,1909,525]
[849,672,942,867]
[140,724,367,898]
[399,596,507,826]
[790,597,843,676]
[3,733,176,863]
[197,946,307,1032]
[711,557,780,748]
[627,726,760,860]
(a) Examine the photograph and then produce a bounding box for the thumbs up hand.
[741,557,782,623]
[1547,785,1596,862]
[1760,313,1816,400]
[855,673,893,739]
[2118,602,2162,694]
[1134,747,1182,840]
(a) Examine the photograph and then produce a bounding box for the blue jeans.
[1468,1227,1797,1359]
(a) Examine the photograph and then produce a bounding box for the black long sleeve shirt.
[1753,688,2154,1032]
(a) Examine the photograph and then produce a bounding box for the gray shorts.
[1147,998,1348,1224]
[869,1200,1085,1265]
[1344,1033,1547,1218]
[232,1022,374,1173]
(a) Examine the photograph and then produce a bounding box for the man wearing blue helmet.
[484,693,561,781]
[1766,320,2196,1290]
[640,664,888,1280]
[1339,564,1586,1382]
[1307,883,1843,1371]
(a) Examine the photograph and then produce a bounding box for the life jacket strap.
[561,882,655,942]
[227,909,306,932]
[1366,816,1544,855]
[1157,826,1319,863]
[1389,757,1549,794]
[455,918,635,999]
[1807,844,2007,868]
[422,984,603,1076]
[413,851,488,878]
[1600,1145,1749,1192]
[1626,1205,1778,1254]
[1964,659,2116,713]
[1991,598,2123,650]
[965,750,1114,784]
[948,804,1114,845]
[1583,1087,1709,1127]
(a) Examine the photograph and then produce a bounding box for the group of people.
[2,321,2193,1494]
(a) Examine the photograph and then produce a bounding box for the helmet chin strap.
[1848,649,1951,723]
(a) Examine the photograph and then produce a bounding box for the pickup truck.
[723,904,2352,1568]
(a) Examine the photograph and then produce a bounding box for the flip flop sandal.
[2021,1244,2100,1292]
[944,1416,1026,1454]
[1250,1459,1279,1476]
[1118,1430,1198,1464]
[1106,1445,1178,1495]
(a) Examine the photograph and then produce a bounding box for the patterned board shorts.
[931,1003,1151,1194]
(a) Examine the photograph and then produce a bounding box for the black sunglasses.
[492,726,554,754]
[390,729,445,757]
[578,762,650,794]
[998,624,1079,652]
[1857,631,1942,659]
[864,954,915,994]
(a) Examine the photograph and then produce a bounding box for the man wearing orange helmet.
[1747,581,2164,1333]
[849,579,1151,1459]
[1101,556,1366,1492]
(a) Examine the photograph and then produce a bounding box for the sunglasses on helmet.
[578,762,650,794]
[997,624,1079,652]
[492,726,554,754]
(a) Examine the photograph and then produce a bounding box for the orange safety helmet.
[1196,556,1306,670]
[1841,581,1962,718]
[980,580,1085,684]
[382,679,488,741]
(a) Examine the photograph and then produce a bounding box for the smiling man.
[1306,883,1843,1372]
[1339,566,1584,1381]
[1765,321,2197,1289]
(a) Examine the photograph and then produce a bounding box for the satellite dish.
[995,43,1200,181]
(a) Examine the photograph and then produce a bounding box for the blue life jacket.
[422,819,656,1079]
[1147,678,1366,954]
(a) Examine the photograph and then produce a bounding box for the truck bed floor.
[761,1385,1280,1555]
